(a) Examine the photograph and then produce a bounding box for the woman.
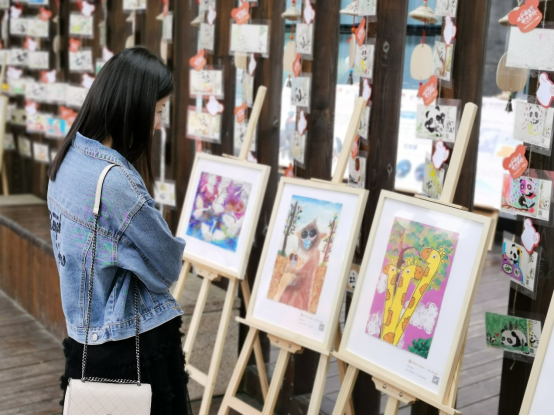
[47,47,191,415]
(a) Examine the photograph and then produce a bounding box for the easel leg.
[183,274,211,359]
[1,163,8,196]
[384,397,400,415]
[262,348,292,415]
[439,337,467,415]
[172,260,191,301]
[199,278,238,415]
[218,326,259,415]
[307,353,331,415]
[240,279,269,400]
[332,365,359,415]
[335,328,355,415]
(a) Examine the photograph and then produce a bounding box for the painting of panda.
[415,104,458,142]
[485,312,531,355]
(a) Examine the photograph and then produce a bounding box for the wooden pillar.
[498,3,554,413]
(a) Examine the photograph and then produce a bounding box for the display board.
[520,291,554,415]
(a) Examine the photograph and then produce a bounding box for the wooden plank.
[0,359,65,383]
[0,347,63,371]
[458,395,500,415]
[0,384,62,412]
[456,375,501,409]
[1,397,62,415]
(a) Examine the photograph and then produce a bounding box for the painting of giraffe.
[365,217,459,359]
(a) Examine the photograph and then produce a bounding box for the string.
[543,0,548,29]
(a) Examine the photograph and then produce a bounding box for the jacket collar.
[72,132,130,167]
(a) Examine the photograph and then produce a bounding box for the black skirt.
[60,316,192,415]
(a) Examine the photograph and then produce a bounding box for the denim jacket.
[47,133,185,344]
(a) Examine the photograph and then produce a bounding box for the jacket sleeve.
[117,198,185,293]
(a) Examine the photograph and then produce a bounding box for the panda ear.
[435,106,440,111]
[425,111,430,118]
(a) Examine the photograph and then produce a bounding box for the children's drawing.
[199,23,215,52]
[416,104,457,142]
[186,109,221,142]
[353,44,375,79]
[434,0,458,17]
[501,238,537,292]
[296,23,313,57]
[432,41,453,82]
[513,101,553,150]
[267,196,343,314]
[358,0,377,16]
[187,172,252,252]
[230,23,269,55]
[366,218,459,359]
[69,13,93,37]
[291,76,311,110]
[500,174,551,222]
[506,27,554,72]
[485,313,542,357]
[69,50,93,72]
[422,157,445,200]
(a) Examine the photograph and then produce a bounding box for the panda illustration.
[530,334,539,345]
[508,244,521,266]
[424,106,446,135]
[524,105,543,137]
[540,199,550,211]
[501,324,528,350]
[487,333,497,345]
[518,177,537,210]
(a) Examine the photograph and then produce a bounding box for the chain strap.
[81,205,142,386]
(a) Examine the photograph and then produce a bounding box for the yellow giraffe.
[382,258,423,344]
[380,263,397,340]
[392,247,448,346]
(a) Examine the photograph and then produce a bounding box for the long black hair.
[48,47,173,182]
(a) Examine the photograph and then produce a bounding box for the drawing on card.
[190,69,223,98]
[501,174,551,222]
[513,101,553,150]
[296,23,313,56]
[354,44,375,79]
[186,109,221,142]
[506,27,554,72]
[230,24,269,55]
[416,104,457,142]
[266,196,343,314]
[366,218,459,359]
[433,41,453,82]
[501,238,537,292]
[291,76,311,109]
[435,0,458,17]
[187,172,252,252]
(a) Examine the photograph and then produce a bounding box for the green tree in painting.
[408,337,432,359]
[280,201,302,256]
[322,213,339,265]
[385,219,454,293]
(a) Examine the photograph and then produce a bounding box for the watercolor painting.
[500,174,551,222]
[366,218,459,359]
[486,312,542,357]
[501,238,537,292]
[187,172,252,252]
[267,196,343,314]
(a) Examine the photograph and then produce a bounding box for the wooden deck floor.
[0,245,508,415]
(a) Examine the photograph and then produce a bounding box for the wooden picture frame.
[335,190,493,406]
[520,291,554,414]
[245,177,368,354]
[176,153,270,280]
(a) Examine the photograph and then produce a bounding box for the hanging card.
[485,312,541,357]
[0,0,9,8]
[296,23,314,60]
[234,117,257,152]
[348,152,367,189]
[65,85,89,108]
[162,12,173,41]
[418,75,438,106]
[443,15,457,46]
[27,18,49,38]
[27,112,49,134]
[25,81,47,102]
[432,39,454,82]
[434,0,459,17]
[537,72,554,108]
[506,27,554,72]
[422,155,446,200]
[69,49,93,72]
[291,131,306,167]
[10,18,28,36]
[229,21,270,57]
[186,106,221,143]
[45,116,68,138]
[199,23,215,52]
[522,218,540,254]
[190,68,224,99]
[123,0,147,11]
[46,83,67,104]
[432,140,450,170]
[4,134,15,150]
[513,100,554,155]
[501,236,539,295]
[69,13,93,37]
[8,78,27,96]
[353,41,375,81]
[28,0,50,5]
[358,0,377,19]
[357,104,371,140]
[18,136,32,158]
[503,144,529,179]
[291,74,311,113]
[410,43,434,81]
[154,180,177,208]
[28,51,49,70]
[508,0,542,33]
[415,100,460,142]
[242,71,254,107]
[32,141,50,163]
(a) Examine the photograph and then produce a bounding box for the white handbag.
[63,164,152,415]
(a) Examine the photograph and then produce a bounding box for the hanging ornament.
[408,0,438,24]
[282,0,302,21]
[496,52,528,112]
[347,70,354,85]
[340,0,359,16]
[499,1,522,26]
[410,44,433,80]
[285,74,292,88]
[284,40,297,73]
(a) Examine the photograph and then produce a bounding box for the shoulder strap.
[82,163,142,386]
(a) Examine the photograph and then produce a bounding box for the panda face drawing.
[424,106,446,135]
[501,327,528,349]
[523,105,544,136]
[540,199,550,210]
[508,244,521,265]
[519,178,537,198]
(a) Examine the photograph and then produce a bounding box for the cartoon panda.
[530,334,539,345]
[501,326,528,350]
[518,178,537,210]
[540,199,550,211]
[424,106,446,135]
[508,243,521,266]
[487,333,497,345]
[524,105,543,137]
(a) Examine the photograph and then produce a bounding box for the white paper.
[230,23,269,55]
[507,27,554,72]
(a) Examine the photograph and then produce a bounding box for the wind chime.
[340,0,359,84]
[282,0,301,87]
[408,0,437,83]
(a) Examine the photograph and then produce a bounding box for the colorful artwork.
[501,174,551,222]
[266,196,343,314]
[485,312,542,357]
[186,172,252,252]
[366,218,459,359]
[501,238,538,292]
[422,157,445,200]
[432,41,453,82]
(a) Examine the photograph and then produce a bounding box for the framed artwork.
[521,292,554,414]
[338,191,493,403]
[247,177,368,353]
[189,69,224,98]
[507,27,554,72]
[176,153,270,280]
[230,23,269,56]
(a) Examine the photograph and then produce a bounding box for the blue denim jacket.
[47,133,185,344]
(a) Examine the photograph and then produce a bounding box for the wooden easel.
[172,86,269,415]
[218,97,368,415]
[332,103,480,416]
[0,54,9,196]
